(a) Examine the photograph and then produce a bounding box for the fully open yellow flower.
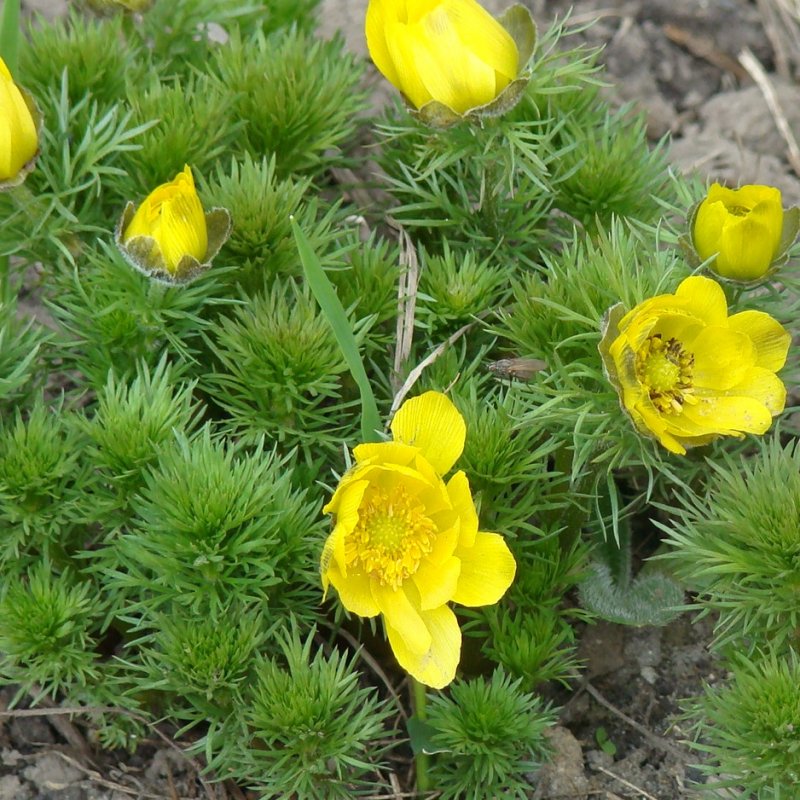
[692,183,784,282]
[0,57,39,185]
[365,0,531,118]
[321,391,516,688]
[600,276,790,455]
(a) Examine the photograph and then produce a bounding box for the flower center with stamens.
[636,333,695,414]
[345,484,437,589]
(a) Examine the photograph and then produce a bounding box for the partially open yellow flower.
[365,0,535,123]
[0,57,39,186]
[116,165,231,283]
[692,183,785,282]
[600,276,790,455]
[123,166,207,270]
[321,391,516,688]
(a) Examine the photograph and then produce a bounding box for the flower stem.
[410,676,431,794]
[0,256,8,304]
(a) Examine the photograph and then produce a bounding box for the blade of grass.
[0,0,20,73]
[291,216,381,443]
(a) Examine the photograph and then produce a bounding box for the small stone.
[585,748,614,770]
[23,752,83,790]
[641,665,658,685]
[0,775,32,800]
[1,748,23,766]
[531,726,590,800]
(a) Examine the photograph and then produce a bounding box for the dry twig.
[391,223,420,394]
[592,763,662,800]
[738,46,800,177]
[663,24,749,80]
[389,316,485,420]
[583,682,687,761]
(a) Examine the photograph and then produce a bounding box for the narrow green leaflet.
[292,217,381,443]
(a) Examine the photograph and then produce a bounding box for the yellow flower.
[600,276,790,455]
[0,57,39,185]
[123,165,207,272]
[692,183,785,282]
[116,165,231,284]
[321,391,516,688]
[365,0,534,120]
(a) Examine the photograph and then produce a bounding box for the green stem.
[0,255,8,304]
[410,677,430,794]
[475,122,503,238]
[0,0,21,73]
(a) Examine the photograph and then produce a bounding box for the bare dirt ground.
[3,1,800,798]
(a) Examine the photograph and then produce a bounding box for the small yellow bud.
[0,57,39,186]
[365,0,533,121]
[116,165,231,284]
[692,183,785,282]
[123,165,208,272]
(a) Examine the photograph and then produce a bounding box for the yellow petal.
[412,453,453,515]
[353,440,418,467]
[719,183,781,211]
[446,470,478,547]
[321,520,351,592]
[385,602,460,688]
[723,367,786,416]
[0,58,38,181]
[716,214,778,281]
[442,0,518,80]
[727,310,791,372]
[413,555,461,610]
[407,0,444,22]
[0,99,14,180]
[690,326,755,391]
[427,520,459,565]
[385,20,434,108]
[122,166,207,273]
[693,197,727,261]
[373,582,431,655]
[365,0,403,90]
[391,391,465,475]
[681,394,773,436]
[673,276,728,327]
[452,532,516,606]
[323,477,369,526]
[413,3,503,112]
[326,560,381,617]
[637,404,687,454]
[160,192,207,271]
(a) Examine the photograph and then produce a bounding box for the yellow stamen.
[345,485,437,589]
[636,334,695,414]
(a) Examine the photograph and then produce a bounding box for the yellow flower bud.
[692,183,785,282]
[0,57,39,185]
[122,165,208,274]
[116,165,231,284]
[365,0,525,116]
